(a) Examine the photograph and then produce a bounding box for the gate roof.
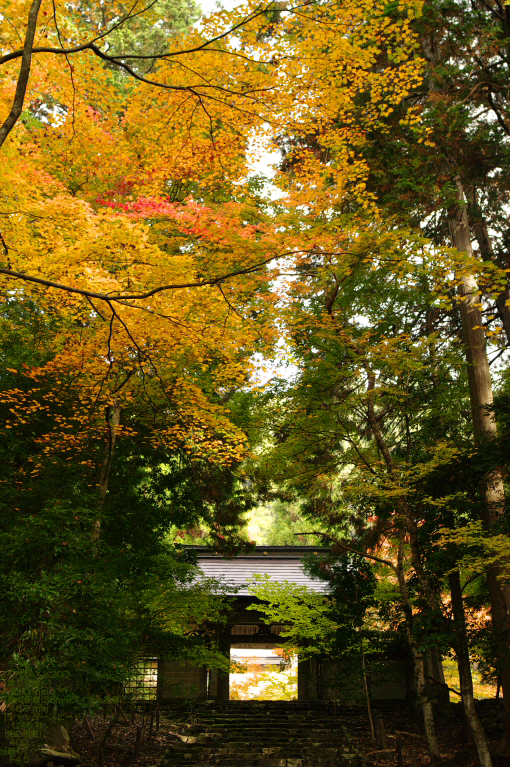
[188,545,330,595]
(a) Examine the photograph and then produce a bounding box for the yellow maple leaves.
[0,0,429,472]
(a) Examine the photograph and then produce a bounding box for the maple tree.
[5,0,504,763]
[0,298,248,761]
[0,0,431,536]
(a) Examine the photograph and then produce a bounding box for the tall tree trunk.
[364,373,443,764]
[449,570,494,767]
[448,180,501,441]
[328,308,444,762]
[470,216,510,346]
[395,532,442,766]
[448,178,510,754]
[91,401,121,543]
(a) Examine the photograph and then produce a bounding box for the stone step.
[168,711,358,720]
[166,741,343,748]
[172,721,348,728]
[168,717,362,726]
[166,740,344,749]
[166,732,363,743]
[177,726,355,732]
[167,744,346,753]
[172,720,363,732]
[165,741,344,751]
[173,712,341,717]
[168,726,368,736]
[162,755,361,766]
[160,706,360,717]
[218,733,348,741]
[204,748,341,754]
[162,747,361,763]
[159,703,366,767]
[162,757,361,767]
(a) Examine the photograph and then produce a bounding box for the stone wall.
[320,659,412,702]
[157,655,414,703]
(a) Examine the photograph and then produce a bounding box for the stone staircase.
[159,701,368,767]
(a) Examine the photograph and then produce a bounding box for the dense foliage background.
[1,0,510,764]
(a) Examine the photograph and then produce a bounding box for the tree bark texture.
[0,0,43,148]
[395,533,442,766]
[448,178,510,754]
[91,401,121,542]
[471,218,510,346]
[449,570,494,767]
[448,182,499,441]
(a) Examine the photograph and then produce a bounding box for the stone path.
[159,700,368,766]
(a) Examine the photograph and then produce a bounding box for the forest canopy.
[1,0,510,764]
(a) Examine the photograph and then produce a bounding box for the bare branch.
[298,531,398,574]
[85,295,107,322]
[486,90,510,136]
[0,0,168,66]
[70,43,276,100]
[0,252,285,303]
[0,231,10,268]
[0,0,43,148]
[52,0,77,140]
[0,3,314,67]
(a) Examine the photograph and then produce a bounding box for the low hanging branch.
[0,0,316,147]
[0,249,350,306]
[0,254,281,304]
[296,531,398,574]
[0,1,312,68]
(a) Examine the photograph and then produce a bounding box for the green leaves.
[246,574,339,654]
[435,521,510,582]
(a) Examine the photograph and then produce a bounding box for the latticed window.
[125,658,158,700]
[231,624,286,636]
[231,624,259,635]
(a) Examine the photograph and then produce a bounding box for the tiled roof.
[188,546,330,595]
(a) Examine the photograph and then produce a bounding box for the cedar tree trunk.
[448,178,510,754]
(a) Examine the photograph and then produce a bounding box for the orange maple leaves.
[0,0,427,479]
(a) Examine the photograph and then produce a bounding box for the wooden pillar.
[216,624,231,701]
[156,659,164,701]
[298,657,318,701]
[199,665,208,699]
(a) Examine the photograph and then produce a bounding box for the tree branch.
[0,2,310,67]
[297,531,398,574]
[0,252,283,304]
[0,0,43,148]
[486,90,510,136]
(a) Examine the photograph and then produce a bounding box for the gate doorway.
[229,645,298,701]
